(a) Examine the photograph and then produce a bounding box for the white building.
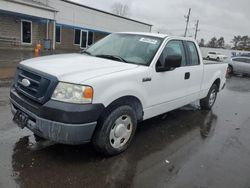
[0,0,152,50]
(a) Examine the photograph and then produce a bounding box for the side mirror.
[156,55,182,72]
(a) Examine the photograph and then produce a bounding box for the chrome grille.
[14,66,57,104]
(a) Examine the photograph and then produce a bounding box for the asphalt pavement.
[0,76,250,188]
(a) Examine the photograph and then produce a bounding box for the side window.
[74,29,80,45]
[56,25,61,43]
[187,41,200,65]
[157,40,186,67]
[233,58,248,63]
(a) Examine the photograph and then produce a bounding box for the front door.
[144,40,189,119]
[80,30,88,49]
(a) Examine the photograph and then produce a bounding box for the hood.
[21,53,138,83]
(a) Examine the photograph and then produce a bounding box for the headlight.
[51,82,93,104]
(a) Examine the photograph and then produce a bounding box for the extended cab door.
[183,41,203,102]
[144,40,190,118]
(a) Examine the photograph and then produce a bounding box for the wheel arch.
[99,95,144,123]
[212,78,221,91]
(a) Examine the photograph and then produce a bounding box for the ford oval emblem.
[21,78,31,87]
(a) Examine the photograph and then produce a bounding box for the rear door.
[183,41,203,102]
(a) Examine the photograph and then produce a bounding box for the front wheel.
[200,84,218,110]
[92,105,137,156]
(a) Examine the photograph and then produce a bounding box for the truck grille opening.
[14,66,58,104]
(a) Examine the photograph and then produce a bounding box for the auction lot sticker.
[139,38,158,44]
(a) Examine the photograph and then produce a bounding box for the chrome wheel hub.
[110,115,133,149]
[209,89,216,106]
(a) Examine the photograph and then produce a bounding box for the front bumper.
[10,88,105,144]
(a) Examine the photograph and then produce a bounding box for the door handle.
[185,72,190,80]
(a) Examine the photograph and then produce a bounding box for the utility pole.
[184,8,191,37]
[194,20,200,40]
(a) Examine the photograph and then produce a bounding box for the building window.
[74,29,81,45]
[80,30,88,49]
[88,31,94,46]
[21,20,32,44]
[56,25,61,43]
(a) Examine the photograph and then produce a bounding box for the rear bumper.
[10,88,105,144]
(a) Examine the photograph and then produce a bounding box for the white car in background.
[228,56,250,75]
[207,51,227,61]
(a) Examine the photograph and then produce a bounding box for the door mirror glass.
[157,54,182,72]
[156,40,186,72]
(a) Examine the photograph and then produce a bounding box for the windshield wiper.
[95,54,128,63]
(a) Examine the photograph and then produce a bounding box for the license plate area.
[13,110,29,129]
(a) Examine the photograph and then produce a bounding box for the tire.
[200,84,218,110]
[227,65,233,75]
[216,57,220,61]
[207,56,210,60]
[92,105,137,156]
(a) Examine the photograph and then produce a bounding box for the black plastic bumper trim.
[10,88,105,124]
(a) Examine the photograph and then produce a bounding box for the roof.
[117,32,198,43]
[61,0,152,27]
[118,32,168,38]
[9,0,57,12]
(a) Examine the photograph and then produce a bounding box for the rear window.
[187,41,200,65]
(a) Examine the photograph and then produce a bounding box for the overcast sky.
[72,0,250,45]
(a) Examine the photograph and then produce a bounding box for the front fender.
[93,80,148,108]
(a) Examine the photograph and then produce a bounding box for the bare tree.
[111,3,129,17]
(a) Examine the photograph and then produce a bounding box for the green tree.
[217,37,225,48]
[238,36,250,50]
[207,37,217,48]
[231,35,241,49]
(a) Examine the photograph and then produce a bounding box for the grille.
[14,66,57,104]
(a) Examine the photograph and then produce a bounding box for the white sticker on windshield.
[139,38,158,45]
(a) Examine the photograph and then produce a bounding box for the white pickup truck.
[10,32,228,155]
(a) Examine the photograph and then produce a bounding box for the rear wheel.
[92,105,137,156]
[216,57,220,61]
[200,84,218,110]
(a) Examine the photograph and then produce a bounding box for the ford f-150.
[10,32,228,155]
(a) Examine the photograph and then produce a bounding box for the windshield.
[85,33,163,66]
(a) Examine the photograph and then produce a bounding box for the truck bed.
[203,59,228,65]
